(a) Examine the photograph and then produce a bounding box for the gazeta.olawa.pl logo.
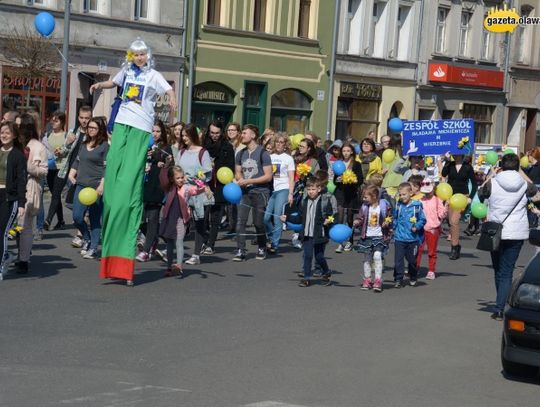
[484,3,540,33]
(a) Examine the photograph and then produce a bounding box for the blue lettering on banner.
[402,119,475,156]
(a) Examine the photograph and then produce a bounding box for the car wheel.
[501,335,539,377]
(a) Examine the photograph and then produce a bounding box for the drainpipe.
[412,0,426,120]
[325,0,341,140]
[59,0,71,112]
[500,0,514,145]
[178,0,189,121]
[186,0,199,123]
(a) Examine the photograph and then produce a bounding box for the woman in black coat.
[201,120,235,254]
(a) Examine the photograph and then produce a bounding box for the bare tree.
[0,24,61,107]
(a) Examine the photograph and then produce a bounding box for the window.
[435,7,448,54]
[207,0,221,25]
[344,0,362,54]
[370,1,388,57]
[298,0,311,38]
[481,13,492,60]
[28,0,57,6]
[395,4,412,60]
[83,0,98,12]
[418,109,434,121]
[515,6,533,64]
[459,11,472,57]
[253,0,266,32]
[270,89,312,134]
[134,0,148,20]
[463,104,493,144]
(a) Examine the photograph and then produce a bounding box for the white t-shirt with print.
[366,205,383,237]
[113,67,172,133]
[271,152,295,192]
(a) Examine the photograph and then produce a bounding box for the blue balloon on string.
[34,12,56,37]
[223,183,242,204]
[332,160,346,176]
[148,137,155,149]
[354,144,361,155]
[286,212,302,232]
[47,158,56,168]
[329,224,352,244]
[388,117,404,133]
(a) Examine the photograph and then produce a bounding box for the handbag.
[107,76,126,134]
[477,191,526,252]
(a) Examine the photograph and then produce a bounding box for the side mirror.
[529,229,540,247]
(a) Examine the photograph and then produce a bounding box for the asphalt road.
[1,217,540,407]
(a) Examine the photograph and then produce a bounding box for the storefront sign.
[428,63,504,89]
[2,71,61,92]
[402,119,475,156]
[340,82,382,101]
[193,82,235,104]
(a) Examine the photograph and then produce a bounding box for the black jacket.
[205,137,235,204]
[441,161,477,197]
[298,194,337,244]
[143,145,171,205]
[6,147,27,206]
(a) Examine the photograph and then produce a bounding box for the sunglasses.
[421,181,432,186]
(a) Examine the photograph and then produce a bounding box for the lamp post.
[59,0,71,112]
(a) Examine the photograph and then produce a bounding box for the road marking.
[244,402,315,407]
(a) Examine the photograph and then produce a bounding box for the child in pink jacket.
[159,165,204,277]
[416,177,448,280]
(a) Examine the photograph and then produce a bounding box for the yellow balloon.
[290,134,304,150]
[78,187,98,206]
[382,149,396,164]
[216,167,234,184]
[436,183,453,201]
[449,193,468,211]
[520,156,529,168]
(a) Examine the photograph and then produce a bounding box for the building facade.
[0,0,184,130]
[183,0,336,137]
[334,0,422,141]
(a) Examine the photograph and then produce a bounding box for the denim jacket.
[393,200,426,243]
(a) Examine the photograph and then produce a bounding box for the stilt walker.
[90,38,177,286]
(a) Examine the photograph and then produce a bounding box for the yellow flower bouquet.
[342,169,358,184]
[297,162,311,177]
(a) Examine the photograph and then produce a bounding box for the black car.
[501,230,540,377]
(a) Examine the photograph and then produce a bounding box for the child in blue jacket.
[393,182,426,287]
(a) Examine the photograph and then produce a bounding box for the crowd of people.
[1,38,538,322]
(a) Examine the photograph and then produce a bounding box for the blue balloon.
[223,183,242,204]
[388,117,404,133]
[329,224,352,244]
[34,12,55,37]
[332,160,346,176]
[148,137,155,149]
[287,222,303,232]
[354,144,361,155]
[47,158,56,168]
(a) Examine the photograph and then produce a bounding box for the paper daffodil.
[126,50,134,62]
[409,216,417,224]
[297,163,311,177]
[197,169,206,179]
[326,216,335,224]
[425,156,433,166]
[125,85,139,99]
[384,216,392,224]
[342,169,358,184]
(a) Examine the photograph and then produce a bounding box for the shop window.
[435,7,448,54]
[254,0,267,32]
[207,0,222,25]
[442,110,454,119]
[463,104,493,144]
[336,98,379,141]
[192,82,236,130]
[459,11,472,57]
[298,0,311,38]
[418,109,434,121]
[270,89,312,134]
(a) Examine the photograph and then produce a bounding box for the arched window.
[192,82,236,129]
[270,89,312,134]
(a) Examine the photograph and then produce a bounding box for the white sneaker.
[426,271,436,280]
[335,244,343,253]
[185,255,200,265]
[343,242,353,252]
[71,236,84,248]
[155,249,168,263]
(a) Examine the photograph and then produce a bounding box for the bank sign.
[402,119,475,156]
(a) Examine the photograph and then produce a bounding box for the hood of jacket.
[494,170,526,193]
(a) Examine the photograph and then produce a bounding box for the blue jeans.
[302,237,329,280]
[264,189,289,249]
[394,241,418,282]
[491,239,524,312]
[36,178,45,231]
[73,185,103,251]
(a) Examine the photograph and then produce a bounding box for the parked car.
[501,229,540,377]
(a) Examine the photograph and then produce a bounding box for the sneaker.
[126,279,134,287]
[164,268,174,277]
[185,255,200,265]
[394,280,403,289]
[361,278,373,290]
[172,264,183,278]
[232,249,246,262]
[426,271,436,280]
[155,249,168,263]
[298,279,311,287]
[136,251,150,262]
[34,230,43,241]
[297,271,305,278]
[136,232,146,250]
[335,244,343,253]
[201,245,215,255]
[4,252,16,265]
[373,278,382,292]
[224,231,236,238]
[80,240,91,256]
[409,279,418,287]
[256,248,267,260]
[268,247,277,255]
[71,236,83,248]
[292,240,302,249]
[83,249,98,259]
[322,274,332,286]
[343,242,353,252]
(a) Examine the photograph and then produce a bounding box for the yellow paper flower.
[197,169,205,179]
[125,85,139,99]
[384,216,392,224]
[326,216,334,224]
[409,216,417,224]
[126,50,134,62]
[425,156,433,166]
[272,164,277,174]
[342,169,358,185]
[477,155,485,165]
[297,163,311,177]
